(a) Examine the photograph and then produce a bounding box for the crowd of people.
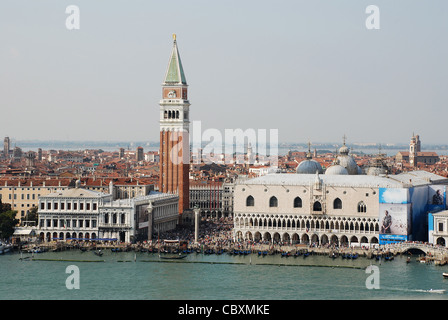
[157,217,235,249]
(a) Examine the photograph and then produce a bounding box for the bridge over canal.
[382,242,448,258]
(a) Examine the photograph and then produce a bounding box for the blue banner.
[379,234,408,244]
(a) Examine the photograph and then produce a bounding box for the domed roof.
[366,167,387,176]
[339,144,350,155]
[325,164,349,175]
[337,155,359,175]
[296,159,323,174]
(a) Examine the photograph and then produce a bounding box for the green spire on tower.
[164,34,187,85]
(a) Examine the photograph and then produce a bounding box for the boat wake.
[383,287,446,294]
[414,289,446,294]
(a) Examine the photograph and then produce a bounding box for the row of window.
[8,193,39,200]
[246,196,367,213]
[40,202,98,211]
[103,213,126,224]
[163,110,188,119]
[40,218,97,228]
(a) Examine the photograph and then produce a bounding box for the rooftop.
[237,170,448,188]
[43,187,110,199]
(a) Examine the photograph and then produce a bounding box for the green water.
[1,250,448,300]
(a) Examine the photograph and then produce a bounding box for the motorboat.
[0,242,12,254]
[427,289,446,294]
[418,257,427,263]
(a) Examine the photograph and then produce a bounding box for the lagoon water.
[1,250,448,300]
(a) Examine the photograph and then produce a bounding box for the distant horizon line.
[4,139,448,149]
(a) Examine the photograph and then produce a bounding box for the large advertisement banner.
[379,203,412,236]
[428,185,446,210]
[379,188,408,204]
[409,186,429,241]
[379,188,410,244]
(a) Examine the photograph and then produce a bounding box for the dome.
[366,166,387,176]
[337,155,360,175]
[325,164,349,175]
[339,144,350,155]
[296,159,323,174]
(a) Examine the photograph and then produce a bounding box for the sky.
[1,0,447,145]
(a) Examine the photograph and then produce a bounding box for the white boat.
[443,273,448,279]
[0,242,12,254]
[427,289,446,294]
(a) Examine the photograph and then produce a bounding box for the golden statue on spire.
[173,33,177,41]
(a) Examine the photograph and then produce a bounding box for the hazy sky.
[1,1,447,145]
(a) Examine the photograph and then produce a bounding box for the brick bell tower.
[159,34,190,217]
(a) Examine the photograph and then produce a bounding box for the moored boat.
[159,253,187,260]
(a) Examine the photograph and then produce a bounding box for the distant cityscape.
[8,139,448,154]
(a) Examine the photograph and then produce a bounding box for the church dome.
[366,166,387,176]
[296,159,323,174]
[339,144,350,155]
[337,155,359,175]
[325,164,349,175]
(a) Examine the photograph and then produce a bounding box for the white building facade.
[98,192,179,243]
[38,185,112,241]
[234,171,448,247]
[37,184,179,243]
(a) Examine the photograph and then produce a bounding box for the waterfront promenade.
[14,218,448,264]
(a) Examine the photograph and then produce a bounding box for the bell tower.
[409,133,419,169]
[159,34,190,216]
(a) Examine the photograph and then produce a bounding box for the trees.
[27,206,39,224]
[0,199,19,240]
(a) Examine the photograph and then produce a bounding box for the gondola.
[159,253,187,260]
[94,250,103,256]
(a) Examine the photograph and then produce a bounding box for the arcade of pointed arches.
[233,212,379,246]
